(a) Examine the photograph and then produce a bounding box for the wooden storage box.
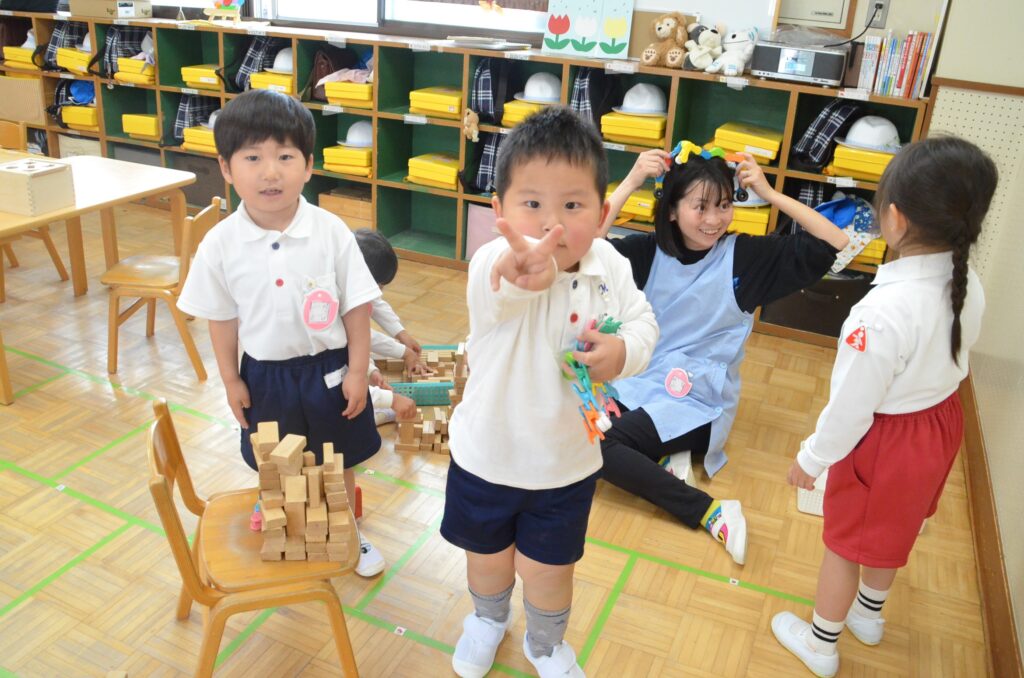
[62,105,99,131]
[250,71,294,95]
[122,113,160,141]
[319,187,373,229]
[181,64,220,90]
[56,47,92,74]
[0,157,75,216]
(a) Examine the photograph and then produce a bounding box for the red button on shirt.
[570,312,579,323]
[275,278,284,287]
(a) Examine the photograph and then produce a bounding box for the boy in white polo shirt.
[177,89,386,577]
[444,107,658,678]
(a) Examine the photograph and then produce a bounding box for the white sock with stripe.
[809,611,844,655]
[850,581,889,620]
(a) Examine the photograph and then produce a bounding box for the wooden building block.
[324,481,346,495]
[326,492,348,511]
[307,503,328,530]
[323,470,345,484]
[322,442,335,472]
[399,422,415,444]
[308,552,329,562]
[395,443,420,453]
[303,451,316,467]
[285,534,304,551]
[284,550,306,561]
[307,467,323,508]
[423,420,436,436]
[270,434,306,475]
[258,468,281,491]
[328,510,350,533]
[328,532,347,543]
[284,477,307,536]
[256,421,280,459]
[306,541,327,553]
[284,475,307,505]
[260,544,283,561]
[262,507,286,530]
[260,490,284,510]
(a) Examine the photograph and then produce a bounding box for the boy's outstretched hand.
[491,218,563,292]
[572,329,626,383]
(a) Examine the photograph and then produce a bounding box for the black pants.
[600,402,715,529]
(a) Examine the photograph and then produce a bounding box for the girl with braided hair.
[772,136,997,678]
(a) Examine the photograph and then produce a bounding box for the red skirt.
[823,392,963,568]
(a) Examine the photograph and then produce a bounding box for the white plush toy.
[705,28,758,76]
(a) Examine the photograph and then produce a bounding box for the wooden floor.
[0,204,989,677]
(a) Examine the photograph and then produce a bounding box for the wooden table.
[0,151,196,404]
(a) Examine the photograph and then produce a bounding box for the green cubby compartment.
[605,148,657,233]
[460,131,504,198]
[295,39,372,103]
[219,33,291,93]
[567,67,673,135]
[793,92,918,163]
[165,148,227,209]
[155,26,220,90]
[377,186,458,259]
[312,109,373,178]
[776,175,877,237]
[158,91,221,152]
[377,46,463,115]
[376,117,460,187]
[301,173,338,207]
[467,55,563,125]
[105,140,162,166]
[100,85,158,143]
[672,80,789,167]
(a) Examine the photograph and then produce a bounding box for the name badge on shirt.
[302,282,339,332]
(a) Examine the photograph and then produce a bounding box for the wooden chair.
[101,196,222,380]
[147,399,361,677]
[0,120,70,303]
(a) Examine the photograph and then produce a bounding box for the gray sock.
[469,583,513,623]
[524,598,570,658]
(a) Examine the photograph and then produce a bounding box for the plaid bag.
[35,20,87,70]
[780,180,827,234]
[468,58,512,124]
[90,26,150,77]
[789,99,862,171]
[459,132,504,194]
[569,67,621,127]
[173,94,219,142]
[230,36,288,91]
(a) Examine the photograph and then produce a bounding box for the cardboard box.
[0,75,46,126]
[69,0,153,19]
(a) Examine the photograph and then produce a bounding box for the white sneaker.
[707,500,747,566]
[374,408,396,426]
[452,613,510,678]
[522,634,585,678]
[771,612,839,678]
[354,537,386,577]
[846,609,885,646]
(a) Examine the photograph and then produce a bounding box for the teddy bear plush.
[462,107,479,143]
[640,11,689,69]
[683,22,724,71]
[705,27,758,75]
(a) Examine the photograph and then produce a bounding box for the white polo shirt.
[797,251,985,477]
[449,238,659,490]
[177,197,380,361]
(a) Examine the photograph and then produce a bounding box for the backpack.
[226,36,288,92]
[88,26,150,78]
[468,57,514,125]
[570,67,622,127]
[306,44,360,102]
[172,94,219,143]
[46,79,94,128]
[459,132,505,194]
[789,99,863,171]
[34,20,87,71]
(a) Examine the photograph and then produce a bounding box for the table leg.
[0,329,13,405]
[169,189,187,254]
[65,216,87,296]
[101,208,119,269]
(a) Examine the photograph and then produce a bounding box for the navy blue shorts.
[440,458,599,566]
[238,348,381,472]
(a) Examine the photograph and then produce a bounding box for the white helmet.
[613,83,667,117]
[202,109,220,129]
[514,72,561,104]
[77,33,91,53]
[21,29,36,50]
[837,116,901,153]
[269,47,294,74]
[340,120,372,148]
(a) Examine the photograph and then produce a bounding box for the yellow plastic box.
[853,237,887,265]
[323,145,372,167]
[325,81,372,103]
[122,113,159,140]
[62,105,99,131]
[408,86,462,117]
[601,111,667,134]
[181,64,220,90]
[823,162,882,182]
[728,207,770,236]
[182,142,218,155]
[324,163,372,178]
[114,70,155,85]
[712,136,775,162]
[2,46,40,69]
[606,181,656,222]
[408,153,459,182]
[56,47,92,74]
[117,57,153,75]
[833,146,893,180]
[715,122,783,156]
[183,126,215,147]
[406,174,456,190]
[250,71,293,95]
[602,131,665,147]
[500,99,545,127]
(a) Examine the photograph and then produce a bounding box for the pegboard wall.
[927,86,1024,278]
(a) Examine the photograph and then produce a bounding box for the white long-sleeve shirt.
[448,238,659,489]
[797,252,985,477]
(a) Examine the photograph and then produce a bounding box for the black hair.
[654,155,734,258]
[874,135,998,364]
[214,89,315,161]
[354,228,398,286]
[494,106,608,199]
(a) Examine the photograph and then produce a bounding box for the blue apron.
[612,235,754,475]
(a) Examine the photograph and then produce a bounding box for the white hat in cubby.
[77,33,91,53]
[21,29,36,50]
[837,116,901,153]
[613,83,667,117]
[267,47,294,75]
[513,72,561,104]
[339,120,372,148]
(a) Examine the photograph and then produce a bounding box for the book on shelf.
[870,30,935,99]
[857,35,882,91]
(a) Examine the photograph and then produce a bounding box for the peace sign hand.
[490,218,564,292]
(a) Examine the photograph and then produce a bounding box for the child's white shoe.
[771,611,839,678]
[374,408,396,426]
[708,500,747,565]
[452,613,510,678]
[845,609,885,645]
[354,537,386,577]
[522,634,585,678]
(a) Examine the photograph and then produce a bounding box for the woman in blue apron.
[601,148,850,565]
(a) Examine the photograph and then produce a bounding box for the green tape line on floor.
[12,372,69,400]
[354,515,442,612]
[0,665,19,678]
[51,422,151,481]
[578,553,636,666]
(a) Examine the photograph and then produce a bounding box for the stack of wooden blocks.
[395,406,450,455]
[252,422,352,563]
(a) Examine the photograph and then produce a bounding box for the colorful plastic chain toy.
[653,140,749,203]
[563,315,624,443]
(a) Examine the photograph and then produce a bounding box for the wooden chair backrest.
[177,196,222,291]
[0,121,27,151]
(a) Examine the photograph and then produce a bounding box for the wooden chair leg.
[146,299,157,337]
[107,292,121,375]
[165,297,207,381]
[0,329,13,406]
[36,227,70,282]
[194,603,230,678]
[0,260,5,304]
[2,244,19,268]
[323,588,360,678]
[176,533,201,620]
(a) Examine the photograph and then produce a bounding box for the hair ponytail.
[949,231,971,365]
